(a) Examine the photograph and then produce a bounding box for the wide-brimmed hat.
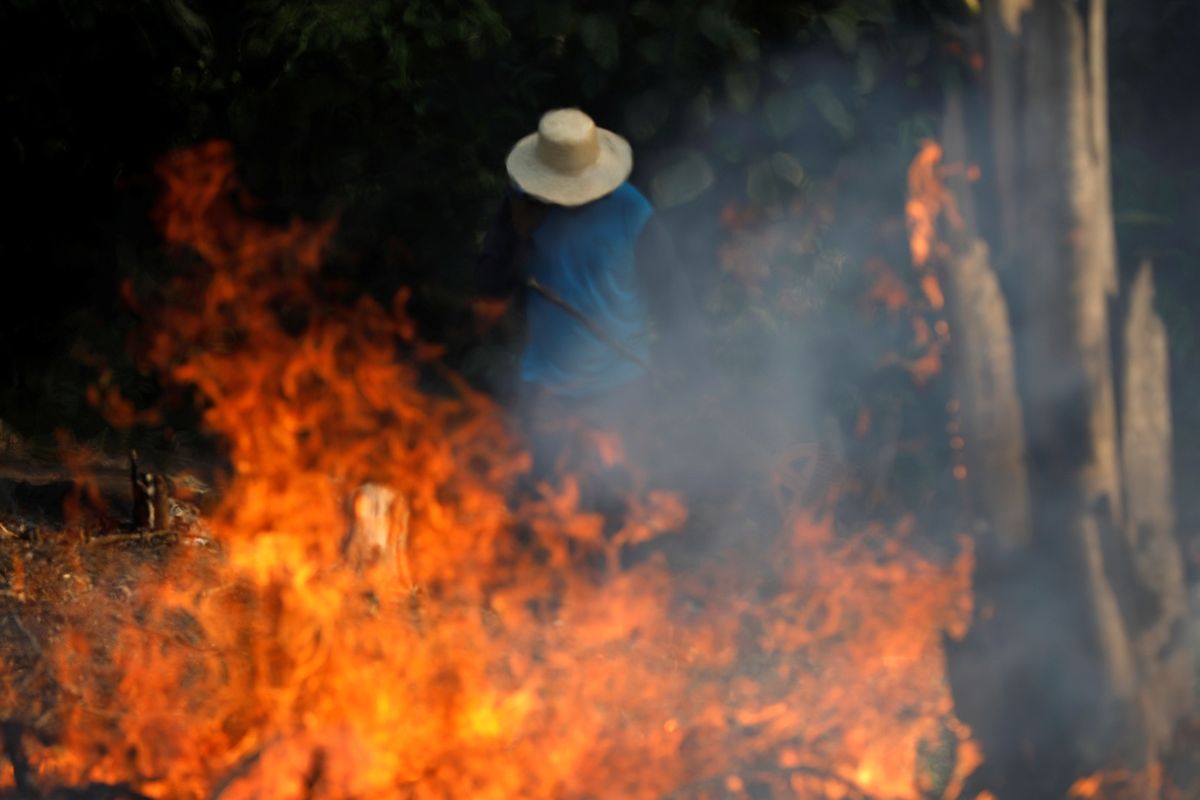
[506,109,632,207]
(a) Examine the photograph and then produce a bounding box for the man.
[476,108,700,484]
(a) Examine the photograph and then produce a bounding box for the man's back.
[521,182,653,397]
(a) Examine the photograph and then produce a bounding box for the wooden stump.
[344,483,410,584]
[130,450,170,531]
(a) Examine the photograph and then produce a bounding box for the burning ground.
[0,142,986,799]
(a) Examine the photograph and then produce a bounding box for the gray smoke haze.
[477,33,1200,796]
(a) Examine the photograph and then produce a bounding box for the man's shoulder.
[604,181,653,228]
[613,181,652,209]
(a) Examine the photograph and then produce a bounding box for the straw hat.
[506,109,632,207]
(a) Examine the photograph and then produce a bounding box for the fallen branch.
[85,530,178,546]
[43,784,154,800]
[661,764,876,800]
[7,613,39,650]
[208,738,281,800]
[1,720,37,797]
[85,529,212,548]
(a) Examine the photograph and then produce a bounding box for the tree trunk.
[1016,1,1142,778]
[939,80,1032,553]
[344,483,410,583]
[947,2,1194,796]
[979,0,1030,251]
[1118,261,1194,753]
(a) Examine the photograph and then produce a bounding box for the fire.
[2,143,977,799]
[1069,775,1105,798]
[863,139,966,387]
[905,140,962,270]
[1067,767,1163,799]
[865,258,910,314]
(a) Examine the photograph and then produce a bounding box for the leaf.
[824,9,858,53]
[823,0,894,52]
[770,152,805,188]
[729,27,760,62]
[534,0,573,37]
[746,159,781,208]
[844,0,895,24]
[898,113,939,148]
[904,31,931,67]
[651,149,714,209]
[163,0,214,56]
[579,13,620,69]
[856,44,881,95]
[624,90,671,141]
[768,55,796,83]
[745,153,805,210]
[715,134,745,164]
[630,0,671,26]
[764,89,804,139]
[724,68,758,112]
[697,6,731,46]
[808,82,855,141]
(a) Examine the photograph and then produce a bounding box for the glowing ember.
[863,138,966,387]
[1066,768,1162,800]
[905,140,962,270]
[2,143,976,799]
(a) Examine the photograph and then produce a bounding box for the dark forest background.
[0,0,1197,532]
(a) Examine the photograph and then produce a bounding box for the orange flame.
[862,140,967,386]
[905,140,962,270]
[1067,767,1162,799]
[3,142,977,799]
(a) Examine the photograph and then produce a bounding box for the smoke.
[490,47,949,556]
[480,29,1197,794]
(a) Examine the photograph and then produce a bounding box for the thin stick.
[526,277,653,371]
[8,614,38,650]
[85,530,193,546]
[1,721,36,795]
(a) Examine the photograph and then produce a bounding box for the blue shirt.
[477,181,699,399]
[520,182,652,396]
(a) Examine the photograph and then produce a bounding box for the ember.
[2,144,975,799]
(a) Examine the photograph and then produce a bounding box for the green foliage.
[3,0,1193,553]
[0,0,967,449]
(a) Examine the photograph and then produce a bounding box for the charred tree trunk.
[939,81,1032,553]
[1007,0,1142,784]
[1118,261,1195,752]
[944,2,1194,797]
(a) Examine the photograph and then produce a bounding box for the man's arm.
[473,191,553,326]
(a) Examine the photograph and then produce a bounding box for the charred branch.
[128,451,169,532]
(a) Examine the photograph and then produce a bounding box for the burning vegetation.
[3,1,1199,797]
[0,143,980,799]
